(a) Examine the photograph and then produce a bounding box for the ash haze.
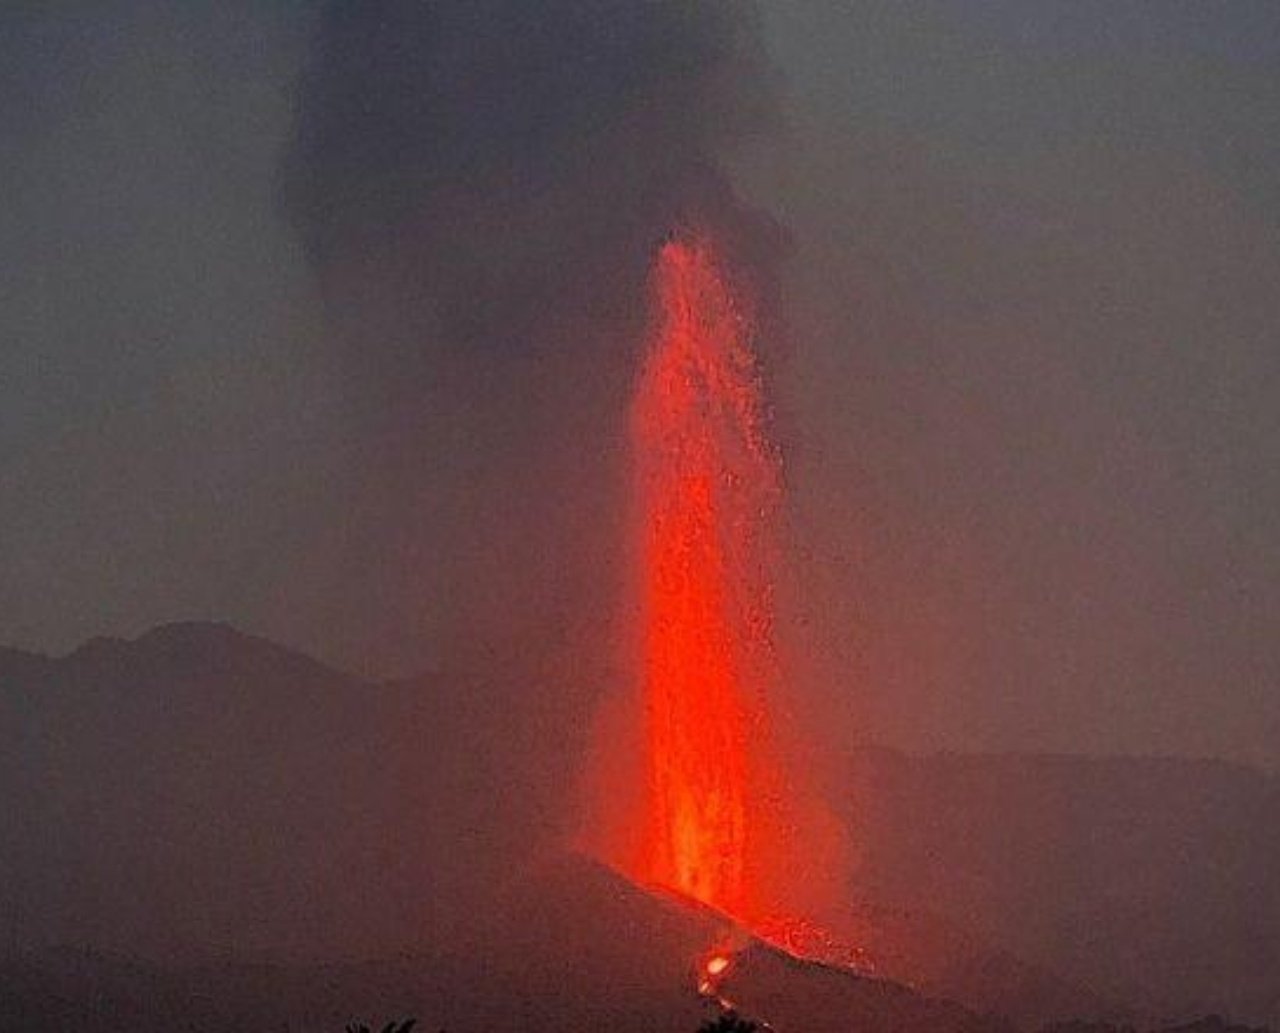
[2,0,1279,781]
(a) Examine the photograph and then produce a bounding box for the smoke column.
[282,1,838,936]
[630,233,784,924]
[280,0,782,681]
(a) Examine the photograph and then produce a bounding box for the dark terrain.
[1,623,1275,1031]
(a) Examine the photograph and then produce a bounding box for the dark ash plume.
[274,1,788,762]
[282,0,782,380]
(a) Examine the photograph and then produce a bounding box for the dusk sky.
[3,2,1278,770]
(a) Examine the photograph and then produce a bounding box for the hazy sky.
[2,2,1278,769]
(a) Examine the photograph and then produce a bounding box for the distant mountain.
[815,893,1125,1028]
[0,621,574,961]
[845,748,1280,1028]
[1,624,1275,1030]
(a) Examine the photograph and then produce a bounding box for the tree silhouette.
[345,1021,416,1033]
[699,1010,758,1033]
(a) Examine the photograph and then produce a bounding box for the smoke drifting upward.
[284,0,781,376]
[279,1,792,856]
[280,2,786,670]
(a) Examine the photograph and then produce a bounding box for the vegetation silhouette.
[699,1011,759,1033]
[345,1021,416,1033]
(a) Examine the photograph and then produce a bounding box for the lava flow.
[628,232,785,925]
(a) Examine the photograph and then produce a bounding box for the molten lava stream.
[629,232,783,928]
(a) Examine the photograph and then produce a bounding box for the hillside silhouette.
[1,623,1276,1030]
[847,748,1280,1025]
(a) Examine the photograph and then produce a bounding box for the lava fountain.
[629,232,786,925]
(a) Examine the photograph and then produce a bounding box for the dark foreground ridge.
[1,623,1276,1031]
[0,855,1008,1033]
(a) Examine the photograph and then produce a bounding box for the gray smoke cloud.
[283,0,781,381]
[275,0,790,679]
[274,3,794,827]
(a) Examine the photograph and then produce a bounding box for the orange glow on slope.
[629,233,783,923]
[698,951,734,998]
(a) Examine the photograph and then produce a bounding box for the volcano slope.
[845,748,1280,1028]
[1,623,1275,1030]
[0,855,1014,1033]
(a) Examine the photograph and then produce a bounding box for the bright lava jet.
[628,233,786,927]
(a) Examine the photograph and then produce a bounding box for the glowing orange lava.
[630,233,782,923]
